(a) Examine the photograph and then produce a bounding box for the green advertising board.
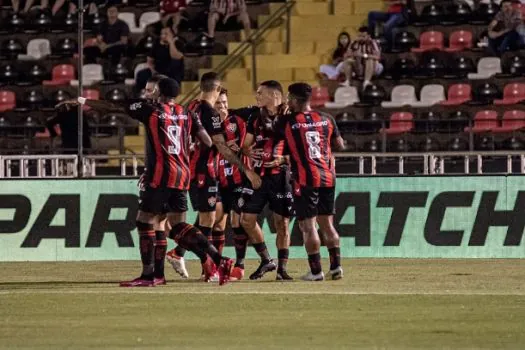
[0,176,524,261]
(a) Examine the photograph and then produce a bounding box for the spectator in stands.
[46,104,91,154]
[84,5,131,64]
[488,0,523,54]
[367,0,408,45]
[11,0,48,13]
[319,32,351,80]
[341,26,383,90]
[205,0,251,44]
[135,26,185,94]
[160,0,188,33]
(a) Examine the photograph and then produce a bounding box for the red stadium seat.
[0,90,16,112]
[82,89,100,111]
[310,86,329,107]
[464,110,498,133]
[440,84,472,106]
[444,30,473,52]
[380,112,414,135]
[411,31,444,53]
[43,64,75,86]
[494,83,525,105]
[492,110,525,133]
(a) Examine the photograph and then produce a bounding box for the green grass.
[0,259,524,349]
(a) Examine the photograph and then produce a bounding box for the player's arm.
[328,115,345,151]
[241,112,258,156]
[56,98,126,113]
[190,112,213,148]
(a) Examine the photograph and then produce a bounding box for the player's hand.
[138,172,146,191]
[55,99,78,110]
[165,28,175,42]
[226,140,240,153]
[246,169,262,189]
[263,156,284,168]
[242,145,257,158]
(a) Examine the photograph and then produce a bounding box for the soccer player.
[166,72,262,279]
[274,82,345,281]
[57,77,235,286]
[235,80,294,281]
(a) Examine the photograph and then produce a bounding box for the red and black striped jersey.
[274,110,340,188]
[125,99,203,190]
[217,114,248,188]
[244,107,287,177]
[188,100,223,180]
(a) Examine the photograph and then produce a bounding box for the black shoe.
[276,270,293,281]
[249,259,276,280]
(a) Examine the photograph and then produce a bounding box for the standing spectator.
[84,5,131,64]
[488,0,523,54]
[341,27,383,89]
[319,32,351,80]
[205,0,251,44]
[135,26,185,94]
[46,104,92,154]
[367,0,408,45]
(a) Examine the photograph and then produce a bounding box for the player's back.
[280,110,337,188]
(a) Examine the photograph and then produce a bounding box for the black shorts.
[218,186,243,214]
[239,171,294,218]
[139,186,188,214]
[189,178,219,213]
[293,185,335,220]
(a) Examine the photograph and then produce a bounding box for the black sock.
[253,242,270,263]
[328,247,341,270]
[170,222,223,266]
[154,230,167,278]
[137,222,155,279]
[233,227,248,268]
[308,253,322,275]
[174,245,186,257]
[278,249,289,273]
[198,225,212,240]
[212,230,225,255]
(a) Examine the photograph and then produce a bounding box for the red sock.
[212,230,225,255]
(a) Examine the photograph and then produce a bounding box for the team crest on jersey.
[227,123,237,133]
[208,196,217,207]
[237,198,244,208]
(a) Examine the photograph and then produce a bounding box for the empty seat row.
[1,38,77,59]
[117,12,160,34]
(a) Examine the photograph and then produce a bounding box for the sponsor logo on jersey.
[291,120,328,129]
[227,123,237,133]
[208,196,217,207]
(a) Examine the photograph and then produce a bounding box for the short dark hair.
[259,80,283,94]
[147,74,168,84]
[219,88,228,95]
[158,77,180,98]
[288,82,312,102]
[200,72,221,93]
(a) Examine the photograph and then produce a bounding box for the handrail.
[180,0,296,105]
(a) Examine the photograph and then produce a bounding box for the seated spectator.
[205,0,251,44]
[488,0,523,55]
[367,0,408,45]
[84,5,131,64]
[319,32,351,80]
[160,0,188,33]
[135,26,184,94]
[12,0,48,13]
[341,27,384,89]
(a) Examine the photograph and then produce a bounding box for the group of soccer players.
[57,71,345,287]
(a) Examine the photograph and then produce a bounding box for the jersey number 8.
[305,131,321,160]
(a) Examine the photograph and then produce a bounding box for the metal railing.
[180,0,296,105]
[82,154,145,177]
[0,155,78,178]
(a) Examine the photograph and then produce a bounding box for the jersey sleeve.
[328,114,341,139]
[190,111,205,137]
[272,115,287,140]
[200,103,223,136]
[125,99,155,123]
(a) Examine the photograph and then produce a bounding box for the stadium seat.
[362,139,380,152]
[494,83,525,105]
[464,110,498,133]
[417,4,444,25]
[70,64,103,86]
[468,57,501,80]
[43,64,75,86]
[440,84,472,106]
[411,31,444,53]
[138,12,160,33]
[29,10,52,33]
[107,63,130,83]
[417,54,445,78]
[444,30,473,52]
[22,89,45,110]
[0,90,16,112]
[388,58,416,79]
[446,56,476,78]
[444,110,470,134]
[360,84,387,105]
[55,38,78,57]
[381,112,414,135]
[412,84,445,107]
[447,137,469,151]
[492,110,525,133]
[470,1,499,24]
[2,38,24,58]
[388,139,413,152]
[0,64,19,84]
[50,89,72,105]
[105,88,127,102]
[443,2,472,25]
[136,36,155,57]
[472,83,501,104]
[118,12,141,33]
[83,89,100,100]
[392,31,418,52]
[325,86,359,108]
[501,55,525,76]
[335,112,356,134]
[6,13,25,32]
[125,62,149,85]
[381,85,416,108]
[500,136,525,151]
[25,64,48,84]
[414,111,440,134]
[358,112,383,134]
[18,38,51,60]
[475,135,495,151]
[310,86,329,107]
[419,136,441,152]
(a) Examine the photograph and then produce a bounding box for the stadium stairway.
[127,0,383,154]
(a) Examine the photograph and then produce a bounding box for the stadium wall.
[1,176,524,261]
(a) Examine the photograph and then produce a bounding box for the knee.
[240,214,255,229]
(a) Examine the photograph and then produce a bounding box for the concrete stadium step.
[292,2,330,15]
[244,54,322,69]
[124,135,144,148]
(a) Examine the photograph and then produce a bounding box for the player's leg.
[230,187,248,281]
[206,11,220,40]
[212,194,228,255]
[153,215,168,285]
[237,11,251,40]
[240,182,276,280]
[316,187,342,280]
[293,186,324,281]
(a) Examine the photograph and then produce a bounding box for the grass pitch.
[0,259,524,349]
